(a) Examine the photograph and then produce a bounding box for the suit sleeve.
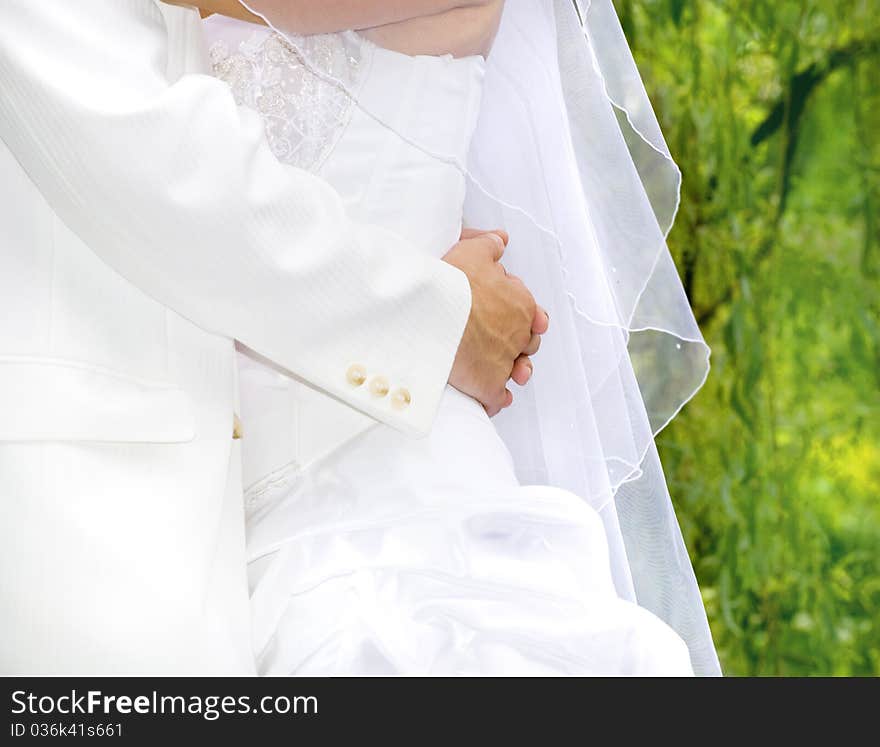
[0,0,472,436]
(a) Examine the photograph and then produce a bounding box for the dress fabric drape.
[231,0,720,675]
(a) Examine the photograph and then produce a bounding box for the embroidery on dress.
[210,31,364,172]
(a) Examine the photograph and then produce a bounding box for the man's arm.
[0,0,472,436]
[165,0,495,33]
[362,1,504,59]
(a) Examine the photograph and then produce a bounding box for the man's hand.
[444,229,549,416]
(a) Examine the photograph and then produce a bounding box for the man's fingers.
[510,355,533,386]
[460,227,509,245]
[483,232,507,261]
[532,305,550,335]
[505,272,535,306]
[522,333,541,356]
[483,386,513,417]
[459,228,508,261]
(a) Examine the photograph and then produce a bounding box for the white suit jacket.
[0,0,471,674]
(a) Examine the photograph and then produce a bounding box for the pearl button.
[346,364,367,387]
[368,376,390,398]
[391,388,412,411]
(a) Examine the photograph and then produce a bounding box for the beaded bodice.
[208,26,364,172]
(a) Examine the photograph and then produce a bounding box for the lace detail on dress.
[209,30,364,172]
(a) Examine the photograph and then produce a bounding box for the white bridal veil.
[236,0,721,675]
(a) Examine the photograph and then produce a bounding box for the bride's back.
[204,11,487,485]
[202,15,485,241]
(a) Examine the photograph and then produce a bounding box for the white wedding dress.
[204,15,694,675]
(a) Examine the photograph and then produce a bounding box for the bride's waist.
[358,39,485,157]
[203,17,485,254]
[319,41,485,256]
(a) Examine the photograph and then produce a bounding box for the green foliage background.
[614,0,880,674]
